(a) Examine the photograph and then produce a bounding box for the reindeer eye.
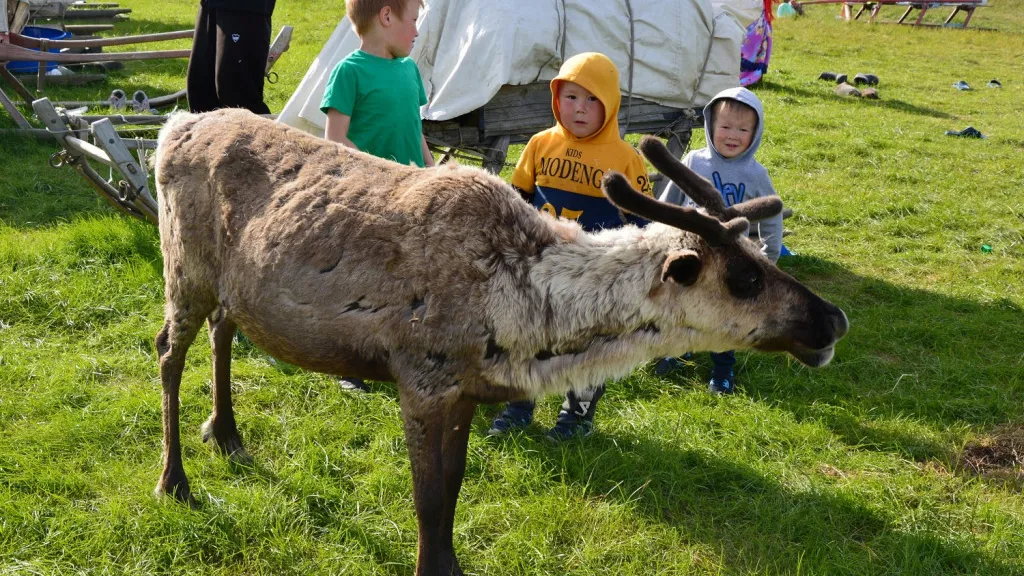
[725,257,763,299]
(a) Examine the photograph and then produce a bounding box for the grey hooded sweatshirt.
[659,87,783,262]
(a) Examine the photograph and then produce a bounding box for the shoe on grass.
[853,73,879,86]
[835,73,848,85]
[546,409,594,441]
[945,126,985,139]
[817,71,838,81]
[860,87,879,99]
[108,89,127,111]
[835,82,861,97]
[338,376,370,392]
[987,79,1001,88]
[952,80,971,91]
[487,403,534,436]
[132,90,152,113]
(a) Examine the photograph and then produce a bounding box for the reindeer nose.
[833,308,849,340]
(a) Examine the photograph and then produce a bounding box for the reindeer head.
[602,136,848,367]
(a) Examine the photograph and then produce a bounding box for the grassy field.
[1,1,1023,574]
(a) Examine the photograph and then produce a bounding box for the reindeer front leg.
[399,389,445,575]
[399,385,471,576]
[438,398,476,575]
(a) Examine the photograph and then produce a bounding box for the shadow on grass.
[519,429,1013,575]
[756,79,953,119]
[718,254,1024,462]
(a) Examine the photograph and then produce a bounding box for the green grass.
[2,1,1024,574]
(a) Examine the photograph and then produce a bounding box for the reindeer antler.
[602,172,749,245]
[637,135,783,223]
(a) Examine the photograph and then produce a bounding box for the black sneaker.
[653,353,693,376]
[853,73,879,86]
[708,372,737,395]
[487,402,534,436]
[546,409,594,441]
[945,126,985,139]
[338,376,370,392]
[654,356,685,376]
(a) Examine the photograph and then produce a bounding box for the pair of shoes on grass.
[487,403,594,441]
[819,72,878,86]
[953,79,1002,90]
[835,83,878,99]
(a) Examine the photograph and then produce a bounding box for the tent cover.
[279,0,761,138]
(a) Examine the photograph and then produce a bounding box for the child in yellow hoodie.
[488,52,653,441]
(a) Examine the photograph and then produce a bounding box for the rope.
[558,0,567,64]
[622,0,636,136]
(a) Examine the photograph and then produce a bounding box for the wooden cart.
[423,81,703,189]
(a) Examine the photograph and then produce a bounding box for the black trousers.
[186,5,272,114]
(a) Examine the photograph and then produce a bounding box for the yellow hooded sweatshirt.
[511,52,653,231]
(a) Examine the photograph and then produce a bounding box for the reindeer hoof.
[201,415,250,463]
[154,474,197,509]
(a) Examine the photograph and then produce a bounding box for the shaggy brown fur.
[153,109,848,576]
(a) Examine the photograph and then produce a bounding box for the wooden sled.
[33,96,160,223]
[26,26,293,224]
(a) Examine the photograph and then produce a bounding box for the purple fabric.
[740,10,773,87]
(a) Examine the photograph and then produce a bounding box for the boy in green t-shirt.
[321,0,433,392]
[320,0,433,169]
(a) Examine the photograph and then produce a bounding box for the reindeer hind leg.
[154,296,212,507]
[200,308,251,464]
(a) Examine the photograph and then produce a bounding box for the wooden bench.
[791,0,987,28]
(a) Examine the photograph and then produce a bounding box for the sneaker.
[987,79,1002,88]
[952,80,971,91]
[852,73,879,86]
[708,372,736,395]
[835,82,861,98]
[654,353,692,376]
[546,409,594,441]
[835,73,848,85]
[487,403,534,436]
[132,90,151,113]
[945,126,986,139]
[338,376,370,392]
[817,71,838,82]
[108,89,127,111]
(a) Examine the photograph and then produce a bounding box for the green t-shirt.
[320,50,428,167]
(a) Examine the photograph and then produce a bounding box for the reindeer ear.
[662,250,702,286]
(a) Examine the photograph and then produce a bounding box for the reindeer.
[153,108,848,576]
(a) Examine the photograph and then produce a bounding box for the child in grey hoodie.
[657,87,783,393]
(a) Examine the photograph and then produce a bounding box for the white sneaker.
[131,90,151,113]
[108,89,127,111]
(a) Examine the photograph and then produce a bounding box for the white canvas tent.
[279,0,759,139]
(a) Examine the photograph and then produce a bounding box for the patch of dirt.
[957,424,1024,490]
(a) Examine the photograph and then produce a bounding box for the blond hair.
[345,0,421,36]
